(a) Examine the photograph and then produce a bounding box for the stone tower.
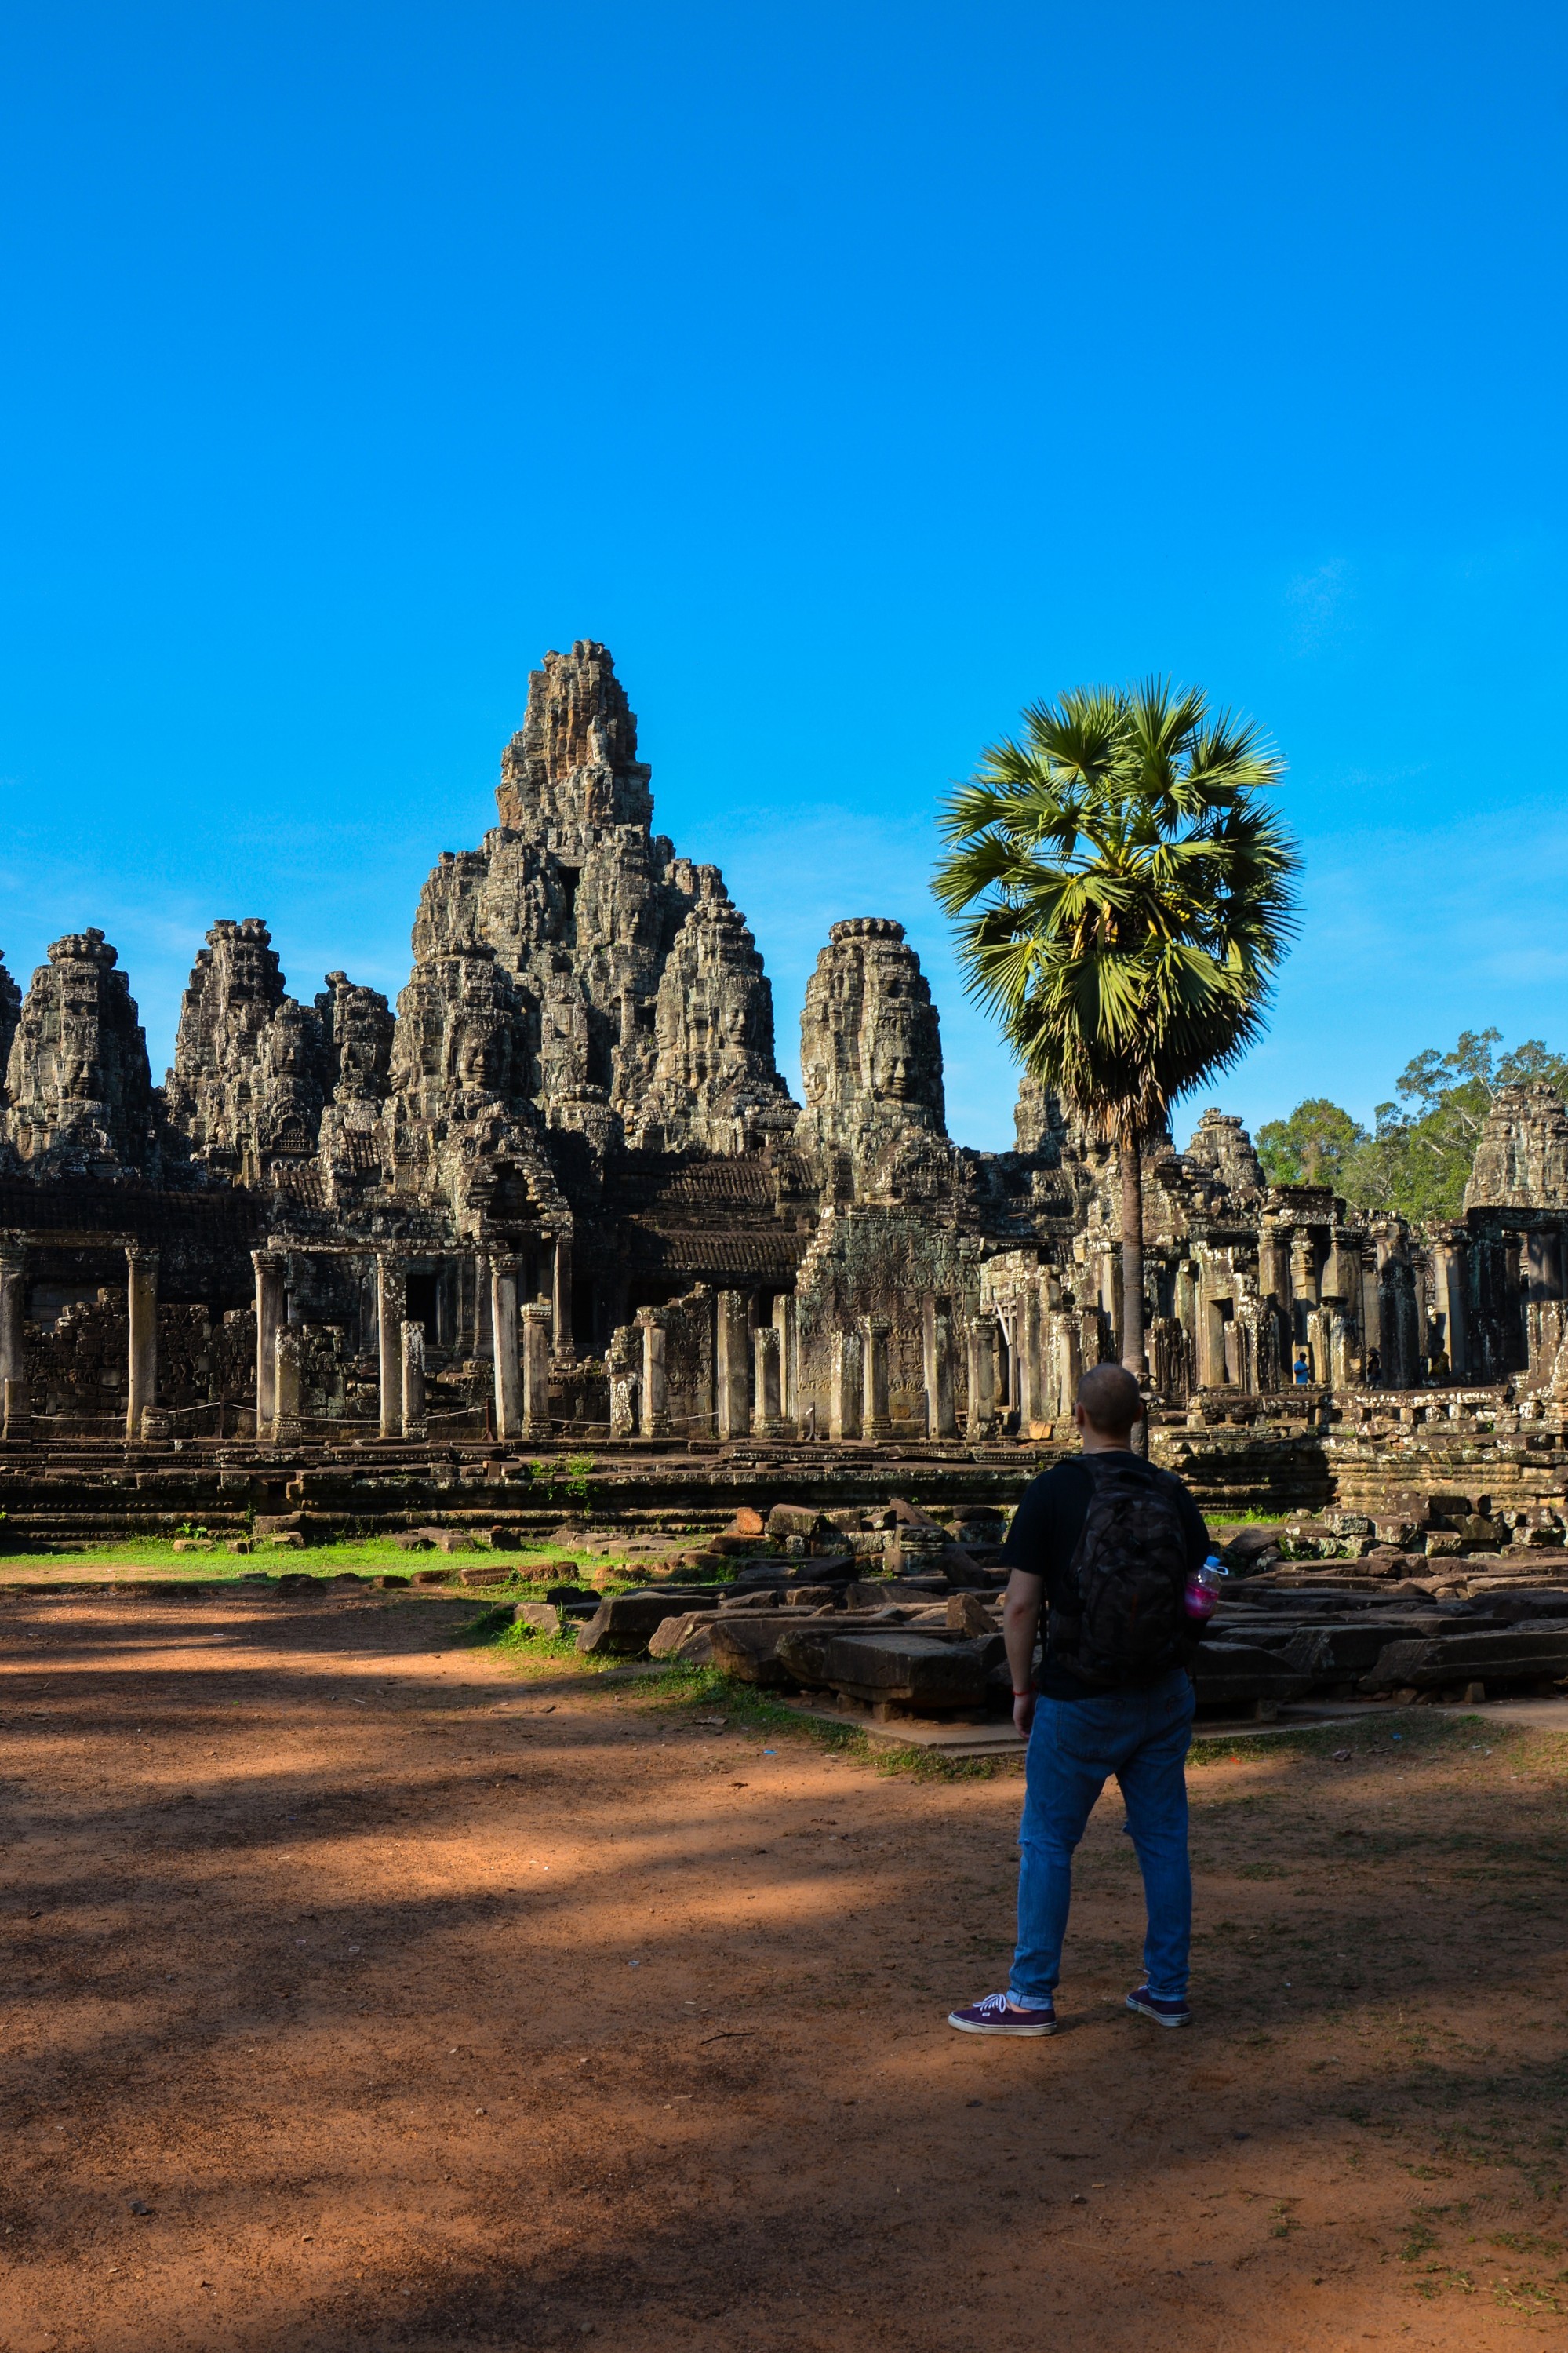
[799,918,944,1151]
[1464,1084,1568,1211]
[395,640,786,1153]
[5,930,157,1175]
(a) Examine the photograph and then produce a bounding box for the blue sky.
[2,1,1565,1151]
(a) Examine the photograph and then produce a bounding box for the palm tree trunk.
[1119,1128,1145,1381]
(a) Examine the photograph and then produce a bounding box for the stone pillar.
[551,1233,573,1353]
[1325,1232,1359,1307]
[1257,1218,1289,1308]
[402,1320,427,1439]
[1432,1232,1471,1381]
[925,1301,957,1438]
[1017,1286,1044,1432]
[966,1316,999,1438]
[0,1241,26,1439]
[489,1255,522,1441]
[522,1302,553,1437]
[861,1317,892,1437]
[715,1290,750,1440]
[829,1328,863,1441]
[773,1292,798,1427]
[752,1324,784,1437]
[1290,1233,1319,1347]
[377,1255,406,1440]
[274,1326,303,1445]
[1359,1251,1381,1372]
[252,1250,284,1441]
[126,1245,158,1443]
[638,1308,668,1438]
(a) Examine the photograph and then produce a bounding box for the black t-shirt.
[999,1451,1210,1698]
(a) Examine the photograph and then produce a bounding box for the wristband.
[1013,1689,1034,1699]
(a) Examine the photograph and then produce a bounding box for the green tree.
[1352,1029,1568,1224]
[933,678,1300,1382]
[1256,1097,1369,1188]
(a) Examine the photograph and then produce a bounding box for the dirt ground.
[4,1590,1568,2353]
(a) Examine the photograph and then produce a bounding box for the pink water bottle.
[1185,1555,1224,1622]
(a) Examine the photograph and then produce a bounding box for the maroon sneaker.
[947,1991,1057,2036]
[1126,1985,1191,2027]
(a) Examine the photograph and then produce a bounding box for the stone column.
[638,1308,668,1438]
[1359,1251,1381,1372]
[966,1316,998,1438]
[829,1328,862,1441]
[772,1292,798,1427]
[1257,1218,1289,1308]
[551,1233,573,1353]
[521,1302,553,1437]
[275,1326,303,1445]
[489,1256,522,1441]
[252,1250,284,1441]
[715,1290,750,1439]
[402,1320,427,1439]
[1431,1232,1471,1381]
[377,1255,406,1440]
[0,1240,26,1439]
[861,1317,892,1437]
[126,1244,158,1443]
[1325,1232,1359,1307]
[925,1302,957,1438]
[753,1324,784,1437]
[1017,1286,1044,1432]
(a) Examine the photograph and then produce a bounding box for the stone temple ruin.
[6,640,1568,1612]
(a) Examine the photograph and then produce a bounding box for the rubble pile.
[500,1489,1568,1727]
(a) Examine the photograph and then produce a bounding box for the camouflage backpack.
[1047,1455,1193,1688]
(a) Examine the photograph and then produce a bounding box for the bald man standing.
[948,1364,1210,2038]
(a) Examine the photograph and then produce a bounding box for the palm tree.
[933,679,1300,1387]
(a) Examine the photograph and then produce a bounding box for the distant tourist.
[948,1363,1211,2040]
[1292,1351,1311,1388]
[1428,1347,1450,1385]
[1366,1347,1382,1388]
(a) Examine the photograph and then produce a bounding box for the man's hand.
[1013,1689,1036,1736]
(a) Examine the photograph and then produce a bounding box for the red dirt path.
[3,1588,1566,2351]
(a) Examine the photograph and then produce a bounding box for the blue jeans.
[1010,1668,1195,2005]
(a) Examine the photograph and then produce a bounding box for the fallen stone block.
[576,1588,720,1657]
[1191,1642,1315,1710]
[266,1532,304,1550]
[460,1566,511,1586]
[387,1532,435,1553]
[1360,1626,1568,1692]
[171,1538,214,1553]
[649,1608,725,1663]
[946,1592,998,1636]
[708,1614,806,1686]
[844,1576,950,1608]
[1282,1622,1432,1679]
[376,1572,409,1589]
[768,1503,828,1540]
[784,1584,838,1609]
[774,1626,998,1714]
[515,1601,566,1636]
[729,1507,766,1535]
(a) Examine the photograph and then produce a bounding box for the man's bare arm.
[1002,1569,1044,1733]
